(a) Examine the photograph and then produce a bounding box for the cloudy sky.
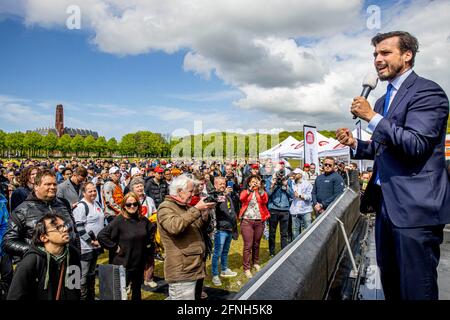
[0,0,449,139]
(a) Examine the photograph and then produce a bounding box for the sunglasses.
[323,163,334,167]
[125,202,139,208]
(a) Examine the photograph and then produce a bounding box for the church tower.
[55,104,64,137]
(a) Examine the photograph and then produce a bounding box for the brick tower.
[55,104,64,137]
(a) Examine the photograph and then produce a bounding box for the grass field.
[95,224,282,300]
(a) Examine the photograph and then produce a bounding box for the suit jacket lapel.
[386,71,418,118]
[374,96,384,114]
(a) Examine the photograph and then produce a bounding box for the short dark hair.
[81,182,95,193]
[74,166,88,178]
[371,31,419,67]
[34,169,56,187]
[62,168,72,175]
[32,213,65,246]
[246,174,262,186]
[324,157,336,164]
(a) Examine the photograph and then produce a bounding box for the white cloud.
[10,0,361,86]
[0,96,53,130]
[2,0,449,132]
[168,90,242,102]
[151,107,193,121]
[183,52,215,80]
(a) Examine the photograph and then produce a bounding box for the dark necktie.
[383,83,394,116]
[375,83,394,186]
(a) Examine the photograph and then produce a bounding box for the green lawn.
[95,225,281,300]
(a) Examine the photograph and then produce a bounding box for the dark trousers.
[126,269,144,301]
[268,209,289,255]
[80,251,99,301]
[0,255,13,300]
[195,278,203,300]
[376,199,444,300]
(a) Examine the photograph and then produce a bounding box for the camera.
[88,230,97,241]
[203,191,221,203]
[275,169,286,185]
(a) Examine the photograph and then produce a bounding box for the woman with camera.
[239,175,270,279]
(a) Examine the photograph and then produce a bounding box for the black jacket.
[2,193,80,259]
[144,178,168,209]
[214,194,237,232]
[7,244,81,300]
[97,214,155,272]
[10,187,31,212]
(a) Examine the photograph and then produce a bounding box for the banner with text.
[303,125,318,168]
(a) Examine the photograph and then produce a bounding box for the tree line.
[0,130,171,158]
[0,129,338,159]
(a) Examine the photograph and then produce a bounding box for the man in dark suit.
[336,31,450,300]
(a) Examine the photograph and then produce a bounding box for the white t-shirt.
[140,196,157,220]
[72,198,105,253]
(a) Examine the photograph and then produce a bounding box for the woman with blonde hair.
[98,192,155,300]
[129,177,158,288]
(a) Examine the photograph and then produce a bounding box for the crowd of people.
[0,156,365,300]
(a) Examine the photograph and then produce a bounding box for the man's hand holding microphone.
[336,72,379,147]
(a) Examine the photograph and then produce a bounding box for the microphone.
[353,73,379,119]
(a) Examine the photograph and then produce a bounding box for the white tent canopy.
[259,135,301,159]
[277,132,337,159]
[318,129,372,157]
[259,130,373,160]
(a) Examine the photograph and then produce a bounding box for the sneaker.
[212,276,222,286]
[253,264,261,272]
[144,280,158,288]
[220,268,237,277]
[244,270,253,279]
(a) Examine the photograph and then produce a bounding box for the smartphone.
[227,180,234,188]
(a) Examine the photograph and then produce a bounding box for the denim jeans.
[211,230,233,276]
[168,280,197,300]
[291,212,312,240]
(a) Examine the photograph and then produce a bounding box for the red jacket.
[239,189,270,221]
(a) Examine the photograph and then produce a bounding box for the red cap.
[251,164,259,169]
[279,161,285,165]
[154,166,164,173]
[160,160,167,165]
[303,163,310,168]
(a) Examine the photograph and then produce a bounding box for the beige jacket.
[157,196,208,283]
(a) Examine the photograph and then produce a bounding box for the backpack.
[78,200,102,218]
